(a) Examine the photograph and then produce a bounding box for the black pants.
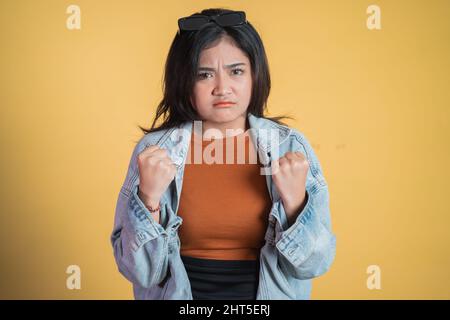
[180,255,260,300]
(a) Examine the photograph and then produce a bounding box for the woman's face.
[191,35,252,130]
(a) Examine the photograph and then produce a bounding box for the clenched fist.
[137,145,177,215]
[271,151,310,227]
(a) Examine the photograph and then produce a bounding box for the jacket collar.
[157,112,291,167]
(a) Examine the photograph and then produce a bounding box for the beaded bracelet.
[146,203,161,213]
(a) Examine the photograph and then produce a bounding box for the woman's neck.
[200,115,249,139]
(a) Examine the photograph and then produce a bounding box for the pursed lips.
[213,101,236,107]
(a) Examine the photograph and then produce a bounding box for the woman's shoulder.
[259,116,311,147]
[263,119,324,183]
[132,127,174,155]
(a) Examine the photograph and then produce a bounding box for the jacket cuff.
[127,185,167,249]
[275,189,315,267]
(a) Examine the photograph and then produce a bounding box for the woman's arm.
[110,141,170,289]
[275,131,337,280]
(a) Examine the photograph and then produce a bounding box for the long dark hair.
[139,8,292,135]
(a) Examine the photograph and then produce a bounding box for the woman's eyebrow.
[197,62,246,71]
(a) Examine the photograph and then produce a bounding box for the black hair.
[139,8,292,134]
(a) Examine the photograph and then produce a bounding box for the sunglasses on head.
[178,11,247,33]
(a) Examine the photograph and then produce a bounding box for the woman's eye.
[197,69,244,80]
[197,72,212,79]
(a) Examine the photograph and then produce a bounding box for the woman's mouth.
[213,102,236,108]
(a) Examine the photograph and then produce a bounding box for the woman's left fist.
[271,151,309,225]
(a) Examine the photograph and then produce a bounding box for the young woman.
[111,8,336,300]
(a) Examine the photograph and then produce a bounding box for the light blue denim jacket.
[111,112,336,299]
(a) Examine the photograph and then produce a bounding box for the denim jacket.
[111,112,336,299]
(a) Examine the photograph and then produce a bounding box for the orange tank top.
[176,128,272,260]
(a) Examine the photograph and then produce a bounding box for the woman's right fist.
[137,145,177,206]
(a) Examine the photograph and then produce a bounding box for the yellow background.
[0,0,449,299]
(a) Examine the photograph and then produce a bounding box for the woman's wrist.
[145,202,161,213]
[143,198,161,212]
[137,187,161,211]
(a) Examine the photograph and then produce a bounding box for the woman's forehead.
[199,38,248,65]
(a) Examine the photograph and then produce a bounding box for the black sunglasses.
[178,11,247,33]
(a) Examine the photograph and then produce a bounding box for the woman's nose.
[212,72,232,96]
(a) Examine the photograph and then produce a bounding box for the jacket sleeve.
[110,140,171,289]
[275,132,337,280]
